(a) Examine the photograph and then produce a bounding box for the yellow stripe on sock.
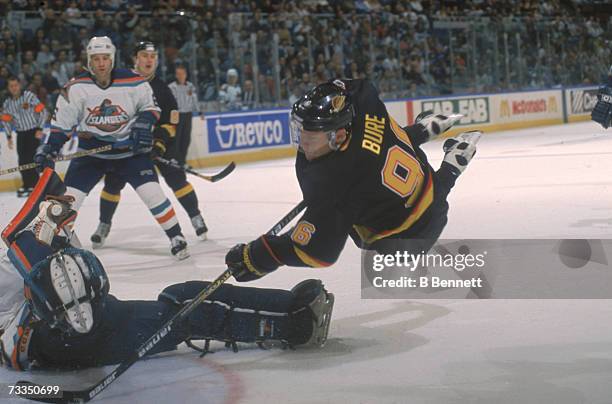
[174,184,194,199]
[101,190,121,202]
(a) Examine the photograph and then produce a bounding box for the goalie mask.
[25,248,110,335]
[290,79,354,151]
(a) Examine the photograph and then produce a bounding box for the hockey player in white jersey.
[34,37,189,259]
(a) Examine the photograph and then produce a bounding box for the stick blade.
[209,161,236,182]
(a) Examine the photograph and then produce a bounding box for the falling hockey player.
[91,41,208,249]
[591,65,612,129]
[225,79,481,282]
[34,36,191,259]
[0,168,334,372]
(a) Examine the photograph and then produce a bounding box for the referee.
[169,65,199,165]
[1,77,48,197]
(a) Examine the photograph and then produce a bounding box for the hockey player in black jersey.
[225,79,481,282]
[591,65,612,129]
[91,42,208,250]
[0,169,333,371]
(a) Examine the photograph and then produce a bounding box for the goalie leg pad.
[159,279,334,348]
[159,281,294,344]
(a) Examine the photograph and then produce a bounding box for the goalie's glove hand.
[226,242,279,282]
[442,130,482,176]
[23,195,77,246]
[415,110,463,142]
[591,86,612,129]
[34,144,59,173]
[151,138,167,159]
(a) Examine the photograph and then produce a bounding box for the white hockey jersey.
[50,69,160,159]
[0,246,25,332]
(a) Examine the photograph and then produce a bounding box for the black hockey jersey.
[148,75,179,155]
[252,79,436,268]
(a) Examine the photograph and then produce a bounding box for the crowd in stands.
[0,0,610,113]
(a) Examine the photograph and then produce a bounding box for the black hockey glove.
[151,138,167,159]
[225,241,280,282]
[591,85,612,129]
[34,144,59,173]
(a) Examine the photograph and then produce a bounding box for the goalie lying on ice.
[0,169,334,371]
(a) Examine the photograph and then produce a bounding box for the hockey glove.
[591,86,612,129]
[414,110,463,142]
[34,144,60,173]
[151,138,167,159]
[131,115,156,154]
[442,130,482,176]
[226,242,279,282]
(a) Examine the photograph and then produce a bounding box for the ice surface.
[1,121,612,404]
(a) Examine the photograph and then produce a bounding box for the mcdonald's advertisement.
[491,90,563,124]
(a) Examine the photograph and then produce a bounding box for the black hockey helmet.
[133,41,158,56]
[290,79,354,150]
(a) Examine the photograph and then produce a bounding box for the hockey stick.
[154,157,236,183]
[16,200,307,404]
[0,145,114,176]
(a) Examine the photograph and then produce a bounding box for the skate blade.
[197,232,208,241]
[447,113,464,125]
[173,249,191,261]
[315,293,335,348]
[456,130,483,144]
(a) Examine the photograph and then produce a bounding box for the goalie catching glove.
[21,195,77,246]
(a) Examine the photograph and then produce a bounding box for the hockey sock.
[99,190,120,224]
[135,182,182,238]
[173,183,201,218]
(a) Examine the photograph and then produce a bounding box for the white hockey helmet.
[86,36,116,71]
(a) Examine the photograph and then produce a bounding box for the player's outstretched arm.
[226,205,351,282]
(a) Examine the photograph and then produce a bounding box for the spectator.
[242,79,255,110]
[35,43,56,71]
[218,68,242,111]
[55,50,75,85]
[257,73,273,104]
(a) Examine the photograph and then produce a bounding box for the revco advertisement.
[206,110,291,153]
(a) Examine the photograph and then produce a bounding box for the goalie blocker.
[0,170,334,371]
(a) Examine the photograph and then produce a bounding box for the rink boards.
[0,85,599,192]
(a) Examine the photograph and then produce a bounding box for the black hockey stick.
[154,157,236,183]
[16,200,307,404]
